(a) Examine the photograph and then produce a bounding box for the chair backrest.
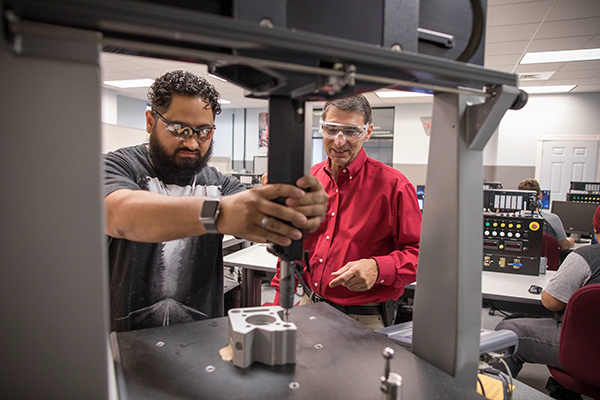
[541,232,560,271]
[559,283,600,388]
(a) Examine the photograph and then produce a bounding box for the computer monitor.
[551,201,598,238]
[540,190,551,209]
[415,185,425,211]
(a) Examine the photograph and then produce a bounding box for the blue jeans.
[495,317,562,377]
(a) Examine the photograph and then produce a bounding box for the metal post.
[0,17,109,399]
[411,93,484,386]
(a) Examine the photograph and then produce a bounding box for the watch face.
[202,200,219,218]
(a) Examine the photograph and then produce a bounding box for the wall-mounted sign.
[420,116,432,136]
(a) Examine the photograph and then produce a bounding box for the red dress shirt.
[272,148,421,306]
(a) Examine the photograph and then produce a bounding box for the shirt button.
[349,176,353,180]
[380,280,385,283]
[319,259,323,263]
[314,282,318,287]
[343,168,347,173]
[326,235,330,240]
[331,212,335,216]
[335,189,338,193]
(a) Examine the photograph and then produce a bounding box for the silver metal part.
[228,306,297,369]
[381,347,402,400]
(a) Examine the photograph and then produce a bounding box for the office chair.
[541,233,561,271]
[547,283,600,399]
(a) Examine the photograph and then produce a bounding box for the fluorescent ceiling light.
[219,99,231,104]
[518,71,556,81]
[209,74,228,82]
[375,91,432,98]
[520,48,600,64]
[520,85,576,94]
[103,78,155,88]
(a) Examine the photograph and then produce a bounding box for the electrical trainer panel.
[483,189,538,213]
[567,181,600,203]
[483,213,544,276]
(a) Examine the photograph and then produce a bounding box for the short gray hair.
[321,94,372,124]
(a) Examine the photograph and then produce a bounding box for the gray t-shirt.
[104,144,244,332]
[546,244,600,319]
[541,211,568,242]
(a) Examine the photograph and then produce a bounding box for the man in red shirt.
[272,94,421,329]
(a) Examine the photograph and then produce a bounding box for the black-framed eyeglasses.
[153,111,216,142]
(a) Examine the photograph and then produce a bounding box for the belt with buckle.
[303,285,382,316]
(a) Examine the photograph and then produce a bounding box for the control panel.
[567,193,600,203]
[483,213,544,276]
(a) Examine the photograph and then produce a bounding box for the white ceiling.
[101,0,600,109]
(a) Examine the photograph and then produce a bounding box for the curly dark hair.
[148,70,222,117]
[321,94,372,124]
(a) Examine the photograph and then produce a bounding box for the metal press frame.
[0,0,525,397]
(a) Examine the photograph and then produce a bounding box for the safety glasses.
[153,111,216,142]
[318,119,369,141]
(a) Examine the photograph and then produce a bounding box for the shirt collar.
[324,147,368,176]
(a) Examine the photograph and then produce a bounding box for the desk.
[404,271,556,317]
[111,302,485,400]
[223,243,277,306]
[222,235,247,249]
[227,244,557,316]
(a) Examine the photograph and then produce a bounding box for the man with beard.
[104,70,328,332]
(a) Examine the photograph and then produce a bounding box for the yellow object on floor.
[477,373,515,400]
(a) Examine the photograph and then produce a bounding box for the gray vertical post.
[411,93,483,386]
[0,19,109,400]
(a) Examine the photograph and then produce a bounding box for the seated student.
[494,205,600,398]
[518,179,575,250]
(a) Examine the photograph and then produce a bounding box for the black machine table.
[111,303,484,399]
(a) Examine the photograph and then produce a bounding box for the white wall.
[116,95,147,130]
[101,88,117,125]
[102,123,148,154]
[497,92,600,167]
[214,109,234,158]
[393,103,433,165]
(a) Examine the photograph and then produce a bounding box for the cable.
[498,358,514,400]
[477,375,487,399]
[456,0,484,62]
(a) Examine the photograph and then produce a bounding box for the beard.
[148,125,213,184]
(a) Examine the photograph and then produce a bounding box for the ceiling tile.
[559,60,600,71]
[527,36,595,51]
[486,23,539,43]
[551,69,599,79]
[487,1,554,27]
[585,77,600,85]
[544,78,591,85]
[518,81,547,87]
[547,0,600,21]
[489,65,518,73]
[485,41,530,56]
[535,18,600,39]
[571,84,600,92]
[484,54,523,66]
[583,35,600,48]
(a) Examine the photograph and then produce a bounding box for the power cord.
[480,352,514,400]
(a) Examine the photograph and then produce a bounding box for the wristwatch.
[200,199,221,234]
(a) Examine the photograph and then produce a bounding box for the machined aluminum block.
[228,306,297,369]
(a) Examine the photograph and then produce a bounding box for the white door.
[540,140,598,202]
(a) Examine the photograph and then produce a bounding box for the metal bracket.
[228,306,297,369]
[465,84,520,150]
